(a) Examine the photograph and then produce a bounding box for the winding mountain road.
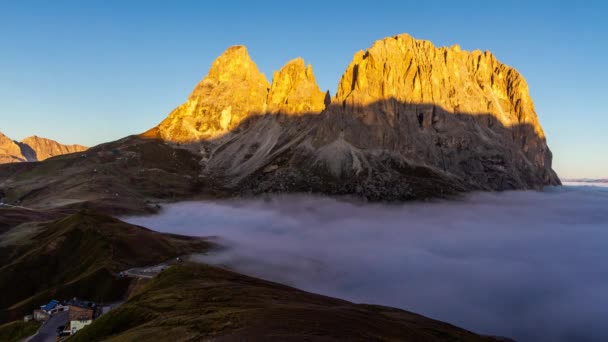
[28,311,68,342]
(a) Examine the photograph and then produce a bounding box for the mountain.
[148,33,559,201]
[19,135,87,162]
[0,133,25,164]
[0,33,560,214]
[0,131,87,164]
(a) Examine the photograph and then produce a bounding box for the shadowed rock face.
[150,33,559,198]
[0,132,86,164]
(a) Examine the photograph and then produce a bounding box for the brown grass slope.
[0,211,210,323]
[0,136,209,215]
[0,320,41,342]
[72,263,498,342]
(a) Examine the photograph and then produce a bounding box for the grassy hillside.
[72,263,497,342]
[0,211,210,324]
[0,320,41,342]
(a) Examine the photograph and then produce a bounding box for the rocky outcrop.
[267,58,328,115]
[0,132,26,164]
[0,132,87,164]
[155,47,327,142]
[20,136,87,161]
[315,34,559,189]
[156,46,270,142]
[150,33,560,200]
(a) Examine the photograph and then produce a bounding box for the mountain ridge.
[0,132,87,164]
[149,33,559,198]
[0,33,560,214]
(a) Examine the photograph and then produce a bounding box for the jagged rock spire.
[267,57,326,115]
[156,48,326,142]
[157,45,270,142]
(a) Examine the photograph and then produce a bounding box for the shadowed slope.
[0,211,210,323]
[0,98,558,216]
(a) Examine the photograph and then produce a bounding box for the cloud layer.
[124,184,608,342]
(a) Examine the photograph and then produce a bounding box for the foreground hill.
[0,131,86,164]
[71,263,500,342]
[0,207,509,341]
[0,210,210,323]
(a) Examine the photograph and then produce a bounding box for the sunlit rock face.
[0,132,87,164]
[0,132,26,163]
[318,33,559,188]
[267,58,327,115]
[150,33,559,199]
[20,136,87,161]
[157,46,271,142]
[156,48,328,143]
[336,34,543,136]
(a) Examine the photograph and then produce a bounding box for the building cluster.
[24,298,110,337]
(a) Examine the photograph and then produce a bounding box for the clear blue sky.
[1,1,606,178]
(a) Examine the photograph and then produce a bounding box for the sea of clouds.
[124,183,608,342]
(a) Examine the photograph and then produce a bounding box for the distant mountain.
[568,178,607,182]
[563,178,608,184]
[0,132,86,164]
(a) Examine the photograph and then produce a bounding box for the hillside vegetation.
[73,263,498,342]
[0,211,210,323]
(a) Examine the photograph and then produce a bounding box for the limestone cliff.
[150,33,559,199]
[157,46,270,142]
[318,34,559,189]
[0,132,87,164]
[155,47,327,142]
[267,58,327,115]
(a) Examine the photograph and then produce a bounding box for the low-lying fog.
[124,184,608,342]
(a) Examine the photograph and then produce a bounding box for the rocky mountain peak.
[151,33,558,194]
[267,57,327,115]
[0,131,25,163]
[335,33,544,138]
[157,45,270,142]
[190,45,270,99]
[156,50,328,142]
[0,132,87,164]
[20,135,87,161]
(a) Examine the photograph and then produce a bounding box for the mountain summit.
[148,33,559,199]
[0,132,86,164]
[155,46,328,142]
